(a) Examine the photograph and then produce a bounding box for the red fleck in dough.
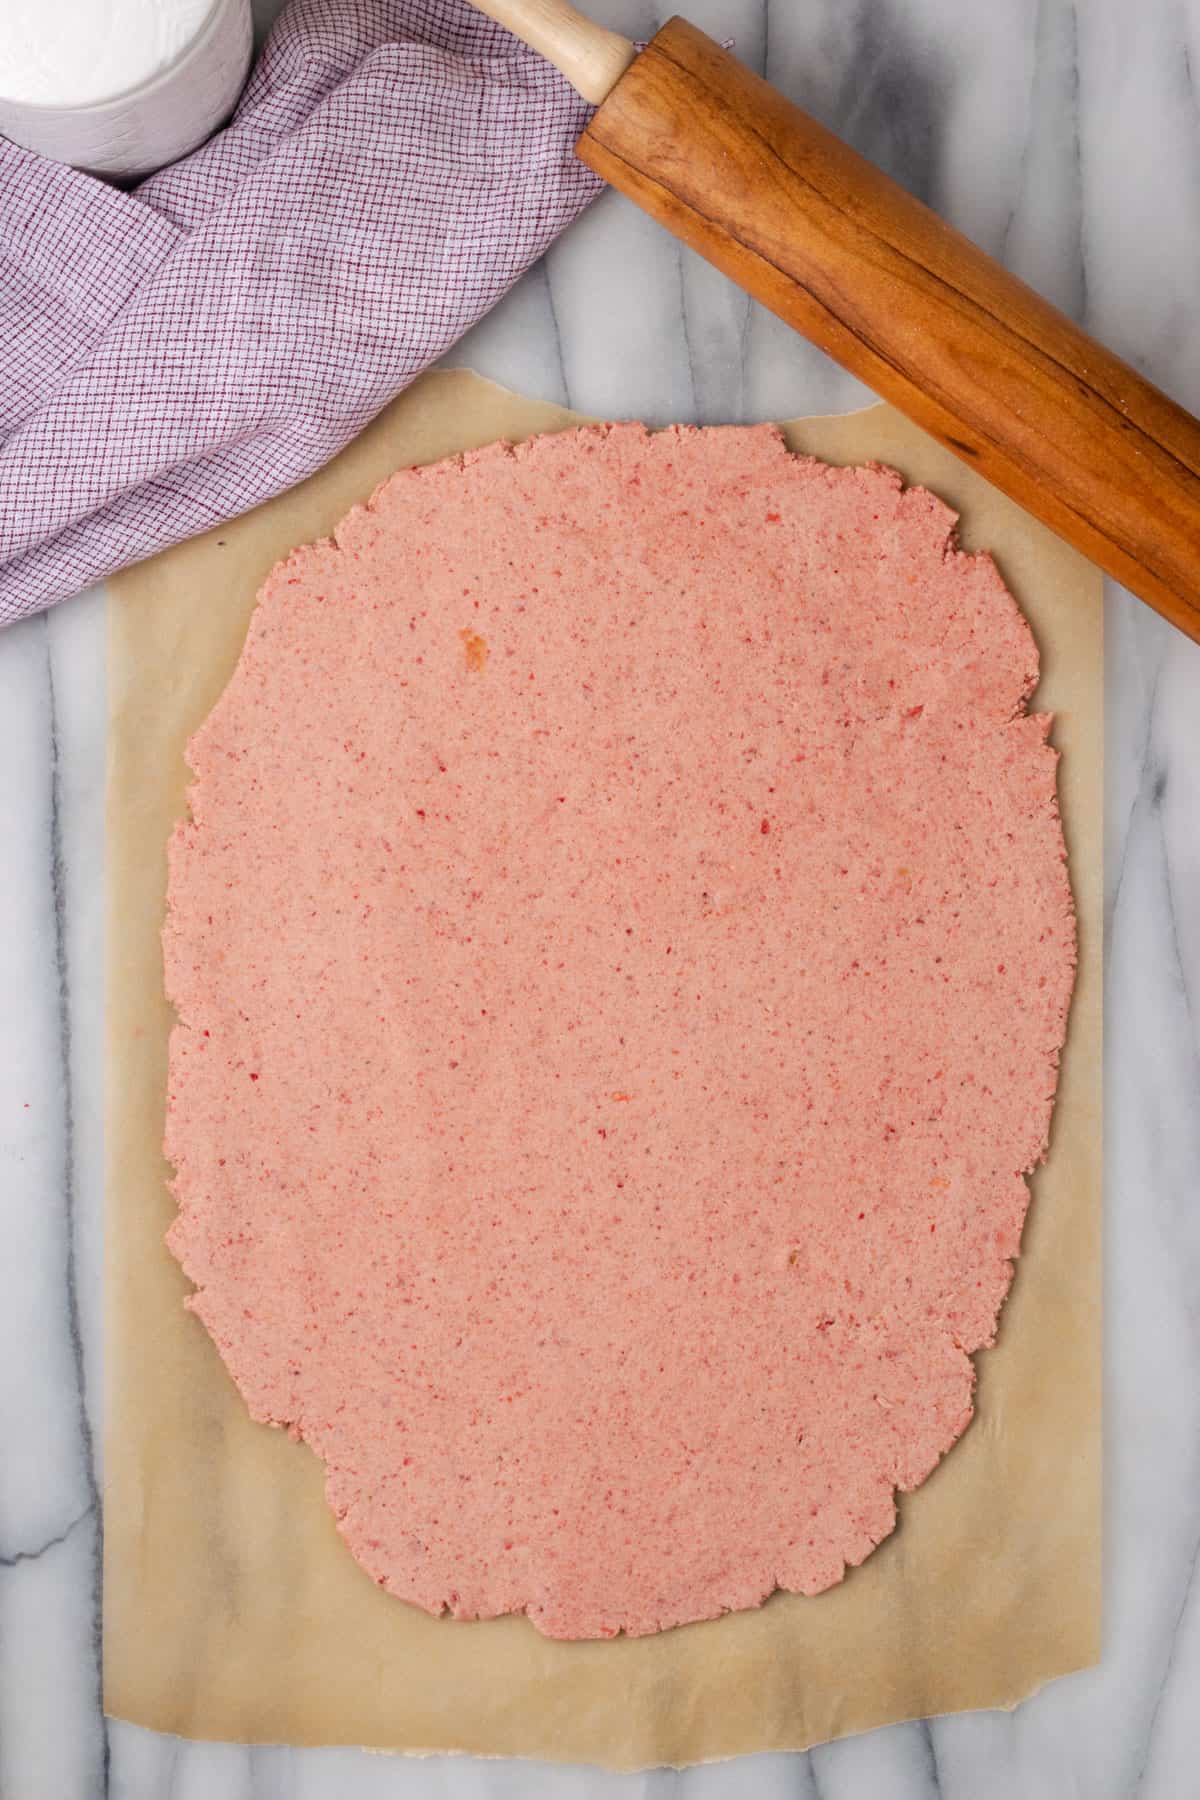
[164,423,1075,1640]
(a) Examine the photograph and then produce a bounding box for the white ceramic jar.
[0,0,253,181]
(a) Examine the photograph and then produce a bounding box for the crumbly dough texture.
[164,422,1075,1640]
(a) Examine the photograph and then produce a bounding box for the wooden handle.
[467,0,634,104]
[578,18,1200,641]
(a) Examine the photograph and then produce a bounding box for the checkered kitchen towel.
[0,0,603,625]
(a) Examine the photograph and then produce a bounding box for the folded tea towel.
[0,0,602,625]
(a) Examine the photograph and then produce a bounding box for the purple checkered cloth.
[0,0,603,626]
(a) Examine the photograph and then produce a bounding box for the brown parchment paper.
[105,369,1101,1769]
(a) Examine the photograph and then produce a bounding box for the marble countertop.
[4,0,1200,1795]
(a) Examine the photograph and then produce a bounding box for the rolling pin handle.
[466,0,636,104]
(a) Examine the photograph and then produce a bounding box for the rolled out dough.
[163,420,1075,1640]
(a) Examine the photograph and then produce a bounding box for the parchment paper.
[105,370,1101,1769]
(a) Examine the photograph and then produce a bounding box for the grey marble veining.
[3,0,1200,1795]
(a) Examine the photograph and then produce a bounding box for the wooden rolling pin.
[471,0,1200,642]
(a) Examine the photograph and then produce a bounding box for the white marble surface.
[3,0,1200,1794]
